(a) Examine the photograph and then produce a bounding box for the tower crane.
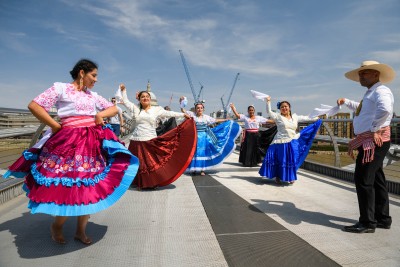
[221,72,240,118]
[220,96,226,112]
[179,50,200,103]
[197,82,204,103]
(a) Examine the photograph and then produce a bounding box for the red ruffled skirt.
[128,118,196,189]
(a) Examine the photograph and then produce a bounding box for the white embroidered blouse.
[121,90,185,141]
[267,101,316,144]
[33,82,113,117]
[238,114,268,129]
[185,111,216,125]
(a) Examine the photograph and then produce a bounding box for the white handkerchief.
[308,104,341,118]
[115,86,123,103]
[250,90,270,101]
[33,128,52,149]
[180,96,188,108]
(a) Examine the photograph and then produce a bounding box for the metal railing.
[298,118,400,195]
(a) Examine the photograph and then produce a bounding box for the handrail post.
[321,122,341,167]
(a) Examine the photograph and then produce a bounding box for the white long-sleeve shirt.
[344,82,393,134]
[267,101,316,144]
[121,90,184,141]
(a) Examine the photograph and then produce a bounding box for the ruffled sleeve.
[257,116,268,124]
[156,107,185,119]
[267,101,279,120]
[204,115,216,125]
[93,92,113,111]
[33,83,63,111]
[121,90,139,115]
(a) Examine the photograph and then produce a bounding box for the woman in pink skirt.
[4,59,139,245]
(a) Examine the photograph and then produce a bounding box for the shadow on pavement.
[250,199,356,229]
[0,212,107,258]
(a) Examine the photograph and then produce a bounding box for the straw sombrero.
[345,60,396,84]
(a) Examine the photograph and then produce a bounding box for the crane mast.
[197,82,204,102]
[226,73,240,107]
[222,72,240,118]
[179,50,198,102]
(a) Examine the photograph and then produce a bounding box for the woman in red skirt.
[120,84,196,189]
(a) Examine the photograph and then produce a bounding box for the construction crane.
[179,50,199,103]
[197,82,204,103]
[168,93,173,107]
[221,72,240,118]
[220,96,226,113]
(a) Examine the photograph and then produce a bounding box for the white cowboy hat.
[345,60,396,84]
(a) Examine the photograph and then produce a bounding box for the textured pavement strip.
[0,174,227,267]
[212,151,400,267]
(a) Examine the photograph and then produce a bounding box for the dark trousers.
[354,141,392,228]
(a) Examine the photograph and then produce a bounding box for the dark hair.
[278,101,292,116]
[69,59,98,80]
[137,91,151,112]
[194,102,204,109]
[247,105,255,111]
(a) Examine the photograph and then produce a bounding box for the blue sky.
[1,0,399,116]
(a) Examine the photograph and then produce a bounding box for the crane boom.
[179,50,198,102]
[197,82,204,101]
[222,72,240,118]
[226,73,240,108]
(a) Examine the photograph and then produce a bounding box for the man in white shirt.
[337,61,395,233]
[109,97,124,137]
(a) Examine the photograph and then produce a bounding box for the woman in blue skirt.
[259,96,321,184]
[183,101,242,176]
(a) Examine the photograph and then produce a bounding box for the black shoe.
[343,222,375,233]
[376,222,391,229]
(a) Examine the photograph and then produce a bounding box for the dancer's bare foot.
[200,171,205,176]
[275,177,282,185]
[50,223,66,244]
[74,233,92,245]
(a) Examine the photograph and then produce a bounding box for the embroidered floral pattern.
[39,150,105,174]
[31,159,113,187]
[33,83,113,115]
[33,85,59,111]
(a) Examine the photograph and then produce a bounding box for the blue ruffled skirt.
[187,120,241,172]
[259,119,322,182]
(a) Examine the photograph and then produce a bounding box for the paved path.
[1,151,400,266]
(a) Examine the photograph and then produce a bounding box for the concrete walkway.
[1,150,400,267]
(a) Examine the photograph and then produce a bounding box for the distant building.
[145,81,159,107]
[391,113,400,144]
[0,112,40,128]
[318,112,353,139]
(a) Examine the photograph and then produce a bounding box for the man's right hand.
[337,98,345,105]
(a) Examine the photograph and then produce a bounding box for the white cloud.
[0,30,33,53]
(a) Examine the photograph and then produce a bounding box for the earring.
[79,77,83,89]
